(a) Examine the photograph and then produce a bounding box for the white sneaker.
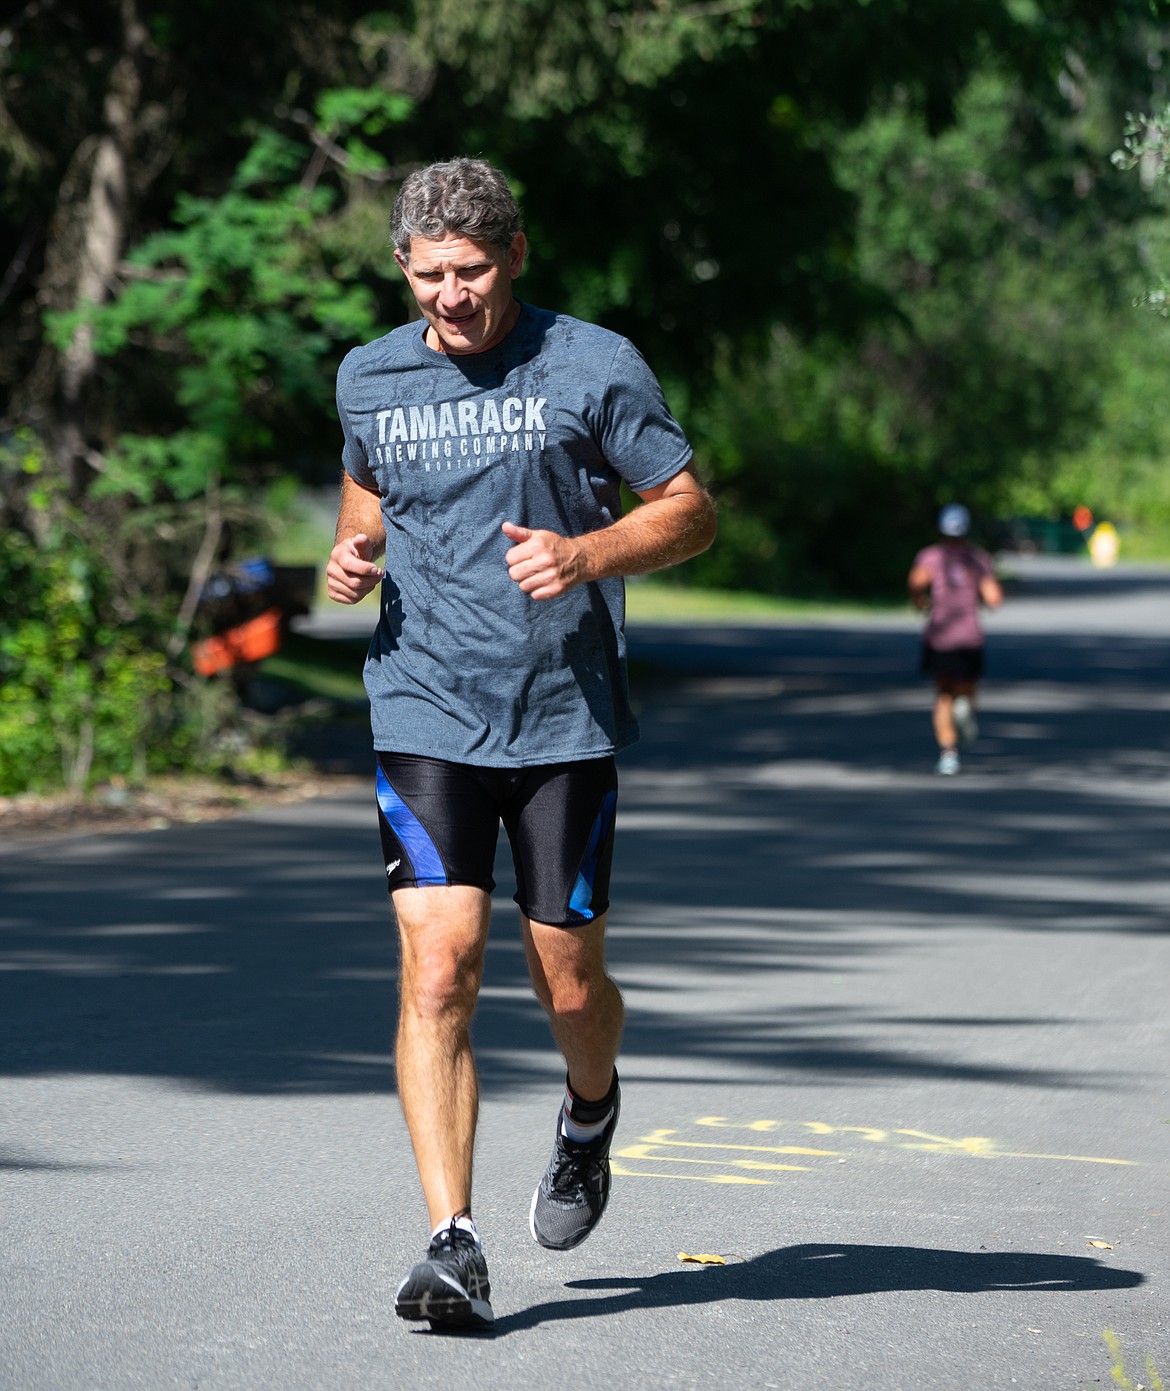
[936,749,960,776]
[952,696,978,744]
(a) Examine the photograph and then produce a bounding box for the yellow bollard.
[1088,521,1119,568]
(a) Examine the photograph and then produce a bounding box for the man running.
[909,503,1003,775]
[327,157,717,1330]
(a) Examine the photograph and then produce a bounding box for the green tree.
[409,0,1157,374]
[2,49,412,792]
[680,32,1170,597]
[3,0,1168,789]
[0,432,169,795]
[0,0,415,501]
[45,114,396,654]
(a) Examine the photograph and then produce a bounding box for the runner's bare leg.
[933,675,980,751]
[521,913,623,1101]
[393,885,490,1228]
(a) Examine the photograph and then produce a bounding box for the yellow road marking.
[636,1128,837,1158]
[611,1118,1139,1186]
[610,1162,770,1186]
[617,1142,809,1172]
[683,1119,1138,1167]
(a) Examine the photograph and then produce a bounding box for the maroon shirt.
[913,542,995,650]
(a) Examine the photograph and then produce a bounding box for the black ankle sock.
[565,1069,619,1125]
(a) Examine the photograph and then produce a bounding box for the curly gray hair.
[391,158,523,257]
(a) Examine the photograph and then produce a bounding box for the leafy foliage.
[1113,105,1170,313]
[45,124,386,506]
[0,434,170,795]
[682,48,1170,596]
[3,0,1170,789]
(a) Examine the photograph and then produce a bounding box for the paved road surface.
[2,556,1168,1389]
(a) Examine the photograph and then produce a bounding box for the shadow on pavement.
[996,563,1170,602]
[484,1243,1144,1334]
[2,613,1168,1095]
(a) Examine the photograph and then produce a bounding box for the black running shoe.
[394,1226,494,1330]
[529,1088,621,1250]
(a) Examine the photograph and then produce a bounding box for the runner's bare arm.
[327,471,386,605]
[501,460,716,601]
[979,572,1004,609]
[907,564,933,611]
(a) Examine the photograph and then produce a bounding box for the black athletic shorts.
[374,752,619,928]
[920,643,985,680]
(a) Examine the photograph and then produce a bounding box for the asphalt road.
[2,555,1168,1390]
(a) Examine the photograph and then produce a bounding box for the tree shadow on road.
[488,1242,1144,1335]
[2,614,1169,1095]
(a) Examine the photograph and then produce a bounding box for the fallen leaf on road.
[1086,1239,1114,1249]
[678,1252,727,1265]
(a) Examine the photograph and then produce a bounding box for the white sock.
[433,1214,480,1245]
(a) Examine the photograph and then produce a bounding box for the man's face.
[395,231,526,355]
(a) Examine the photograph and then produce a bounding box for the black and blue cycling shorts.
[374,752,619,928]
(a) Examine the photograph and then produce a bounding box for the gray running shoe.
[530,1088,621,1250]
[952,695,978,744]
[394,1225,494,1330]
[936,748,960,776]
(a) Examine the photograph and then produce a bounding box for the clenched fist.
[502,521,585,600]
[327,533,384,605]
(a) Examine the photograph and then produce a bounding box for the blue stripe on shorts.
[375,765,447,886]
[568,789,618,921]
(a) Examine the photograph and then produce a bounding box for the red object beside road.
[191,607,283,676]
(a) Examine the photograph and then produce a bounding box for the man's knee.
[395,887,489,1025]
[401,940,483,1023]
[536,959,619,1024]
[537,973,587,1021]
[526,918,605,1012]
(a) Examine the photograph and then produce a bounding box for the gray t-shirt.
[335,303,693,766]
